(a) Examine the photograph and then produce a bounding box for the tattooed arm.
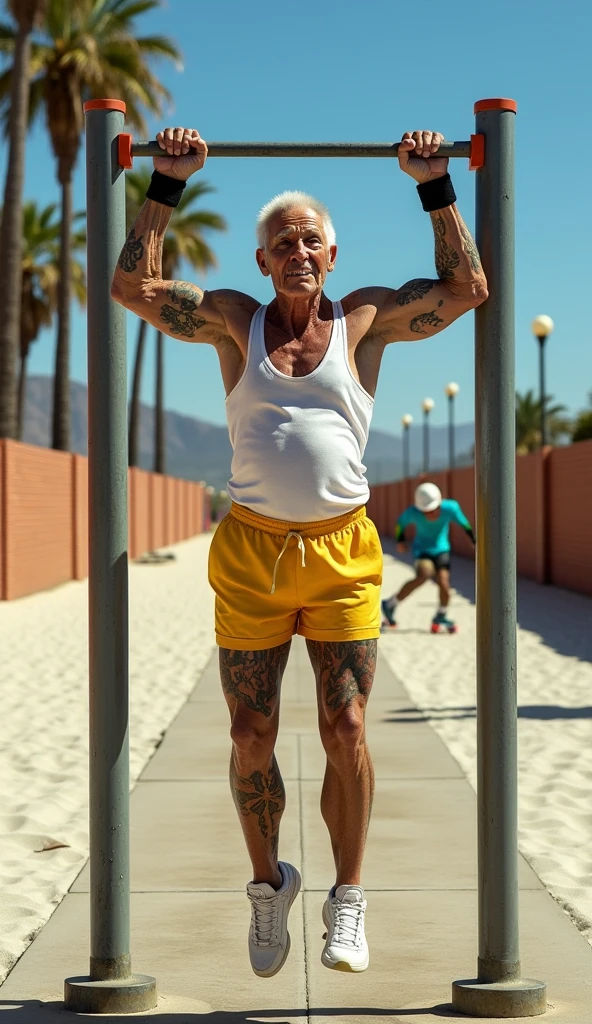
[111,197,254,345]
[111,125,256,346]
[343,130,488,346]
[373,205,487,341]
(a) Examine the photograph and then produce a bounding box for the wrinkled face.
[256,206,337,297]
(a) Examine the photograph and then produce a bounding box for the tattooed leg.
[306,639,377,887]
[221,643,290,887]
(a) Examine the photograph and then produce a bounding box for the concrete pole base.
[64,973,157,1014]
[452,977,547,1017]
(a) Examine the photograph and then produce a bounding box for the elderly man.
[112,126,487,977]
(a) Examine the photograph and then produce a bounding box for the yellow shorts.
[208,502,383,650]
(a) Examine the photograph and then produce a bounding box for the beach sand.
[0,536,216,983]
[1,531,591,984]
[379,541,592,944]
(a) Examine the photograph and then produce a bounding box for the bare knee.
[321,705,366,766]
[230,710,278,771]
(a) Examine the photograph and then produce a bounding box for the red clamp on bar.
[118,133,133,169]
[469,134,485,171]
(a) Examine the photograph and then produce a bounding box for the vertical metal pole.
[452,98,545,1018]
[64,99,156,1014]
[423,411,429,473]
[539,338,547,448]
[448,395,455,470]
[403,425,410,480]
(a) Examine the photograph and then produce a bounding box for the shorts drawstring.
[270,531,306,594]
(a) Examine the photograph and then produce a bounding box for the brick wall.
[150,473,166,551]
[448,466,475,558]
[516,450,546,584]
[0,440,207,601]
[130,468,151,561]
[72,455,88,580]
[3,442,74,600]
[367,442,592,596]
[548,440,592,595]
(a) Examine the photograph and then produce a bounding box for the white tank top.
[225,300,374,522]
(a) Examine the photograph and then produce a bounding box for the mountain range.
[22,376,474,491]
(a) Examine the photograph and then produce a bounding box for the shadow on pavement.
[0,999,464,1021]
[383,705,592,723]
[382,539,592,664]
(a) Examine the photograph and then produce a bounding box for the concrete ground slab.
[72,780,302,893]
[0,891,306,1019]
[2,633,588,1021]
[301,780,542,891]
[142,702,300,782]
[305,889,592,1023]
[300,710,465,781]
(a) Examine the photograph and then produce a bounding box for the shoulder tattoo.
[395,278,435,306]
[160,283,207,337]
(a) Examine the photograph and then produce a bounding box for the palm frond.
[177,181,217,206]
[175,210,227,232]
[105,0,162,20]
[181,235,219,273]
[133,34,182,68]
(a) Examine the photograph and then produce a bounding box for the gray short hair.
[256,190,336,249]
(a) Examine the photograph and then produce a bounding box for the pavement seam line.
[297,732,312,1021]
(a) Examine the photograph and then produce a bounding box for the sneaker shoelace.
[331,899,365,948]
[248,891,280,946]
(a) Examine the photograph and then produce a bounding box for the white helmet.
[414,482,442,513]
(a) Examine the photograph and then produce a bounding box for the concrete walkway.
[1,634,591,1020]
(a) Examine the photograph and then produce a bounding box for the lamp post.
[422,398,434,473]
[445,382,460,469]
[531,315,554,448]
[401,414,413,479]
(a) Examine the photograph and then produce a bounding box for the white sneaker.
[246,861,301,978]
[321,884,369,972]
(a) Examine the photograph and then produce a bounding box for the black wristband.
[146,170,187,208]
[416,173,456,213]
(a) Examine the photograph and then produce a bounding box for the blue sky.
[5,0,591,433]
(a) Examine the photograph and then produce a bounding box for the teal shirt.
[397,499,472,558]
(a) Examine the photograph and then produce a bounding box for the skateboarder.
[381,482,475,633]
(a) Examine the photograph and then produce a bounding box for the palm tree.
[571,392,592,443]
[0,0,181,451]
[0,0,47,440]
[515,389,570,453]
[17,199,86,438]
[124,166,226,472]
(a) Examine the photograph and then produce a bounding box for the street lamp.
[401,414,413,479]
[531,314,554,448]
[445,382,460,469]
[421,398,435,473]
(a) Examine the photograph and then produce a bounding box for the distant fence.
[366,440,592,597]
[0,440,210,600]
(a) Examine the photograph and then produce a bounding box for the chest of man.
[264,320,334,377]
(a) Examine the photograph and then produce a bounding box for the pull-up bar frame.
[65,96,547,1017]
[125,138,474,161]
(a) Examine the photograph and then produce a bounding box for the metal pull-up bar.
[116,132,482,169]
[65,96,547,1018]
[126,138,474,160]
